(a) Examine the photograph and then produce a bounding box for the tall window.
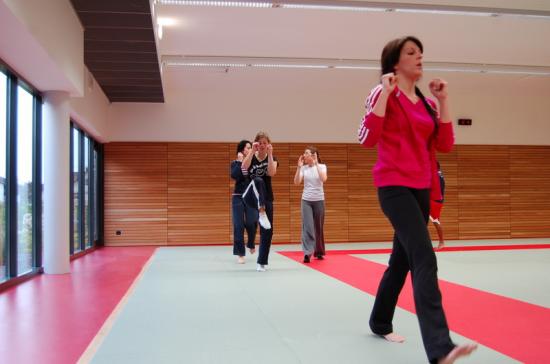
[16,86,34,275]
[0,72,7,282]
[83,137,90,248]
[72,127,80,253]
[70,125,101,254]
[0,65,42,283]
[92,147,98,243]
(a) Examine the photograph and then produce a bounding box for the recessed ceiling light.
[157,17,178,26]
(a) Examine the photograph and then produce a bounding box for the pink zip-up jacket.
[358,84,454,201]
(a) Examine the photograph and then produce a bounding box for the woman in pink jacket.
[358,36,476,364]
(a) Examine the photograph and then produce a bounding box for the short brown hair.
[254,131,271,143]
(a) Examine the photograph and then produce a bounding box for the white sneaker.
[256,264,266,272]
[258,212,271,230]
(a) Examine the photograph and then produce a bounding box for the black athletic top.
[248,154,278,201]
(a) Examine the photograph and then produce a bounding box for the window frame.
[70,124,102,255]
[0,62,42,282]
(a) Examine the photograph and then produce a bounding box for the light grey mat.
[89,243,526,363]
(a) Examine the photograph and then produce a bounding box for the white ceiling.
[155,1,550,67]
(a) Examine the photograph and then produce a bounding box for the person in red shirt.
[430,161,445,250]
[358,36,477,364]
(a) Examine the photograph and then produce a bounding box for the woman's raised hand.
[381,72,397,94]
[297,155,304,167]
[429,78,448,101]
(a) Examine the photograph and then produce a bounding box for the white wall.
[449,73,550,145]
[1,0,110,140]
[107,68,550,145]
[1,0,84,96]
[70,69,110,142]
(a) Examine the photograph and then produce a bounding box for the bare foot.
[438,343,478,364]
[249,248,255,254]
[436,241,445,250]
[383,332,405,343]
[237,256,245,264]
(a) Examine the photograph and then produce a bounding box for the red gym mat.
[280,245,550,364]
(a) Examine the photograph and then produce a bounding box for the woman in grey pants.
[293,146,327,263]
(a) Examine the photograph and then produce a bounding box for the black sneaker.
[303,255,310,263]
[315,254,324,260]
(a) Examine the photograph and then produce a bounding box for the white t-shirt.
[300,164,327,201]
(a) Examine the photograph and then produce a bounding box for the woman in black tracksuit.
[230,140,257,264]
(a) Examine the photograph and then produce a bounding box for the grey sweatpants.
[301,199,325,257]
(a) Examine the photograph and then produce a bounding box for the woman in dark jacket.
[231,140,257,264]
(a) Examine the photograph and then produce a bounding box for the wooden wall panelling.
[104,143,550,246]
[457,145,511,239]
[347,144,393,242]
[167,143,231,245]
[271,143,291,243]
[510,146,550,238]
[289,144,308,243]
[316,143,349,243]
[228,144,236,244]
[428,150,459,241]
[104,143,168,246]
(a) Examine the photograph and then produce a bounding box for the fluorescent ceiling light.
[161,56,550,76]
[172,62,250,67]
[281,4,389,12]
[332,65,379,70]
[252,64,329,69]
[159,0,271,8]
[157,0,550,19]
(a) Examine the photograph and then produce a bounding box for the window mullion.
[88,139,94,249]
[32,95,42,268]
[69,124,74,255]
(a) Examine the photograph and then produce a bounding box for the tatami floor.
[1,239,549,364]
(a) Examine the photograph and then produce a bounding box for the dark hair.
[381,36,438,132]
[381,35,423,75]
[236,140,251,155]
[416,87,438,134]
[305,145,322,164]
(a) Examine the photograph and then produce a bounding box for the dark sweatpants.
[369,186,455,363]
[231,195,257,256]
[256,199,273,266]
[242,177,273,266]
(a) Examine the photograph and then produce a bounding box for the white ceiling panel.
[156,5,550,67]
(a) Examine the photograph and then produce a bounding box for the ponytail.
[415,86,439,135]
